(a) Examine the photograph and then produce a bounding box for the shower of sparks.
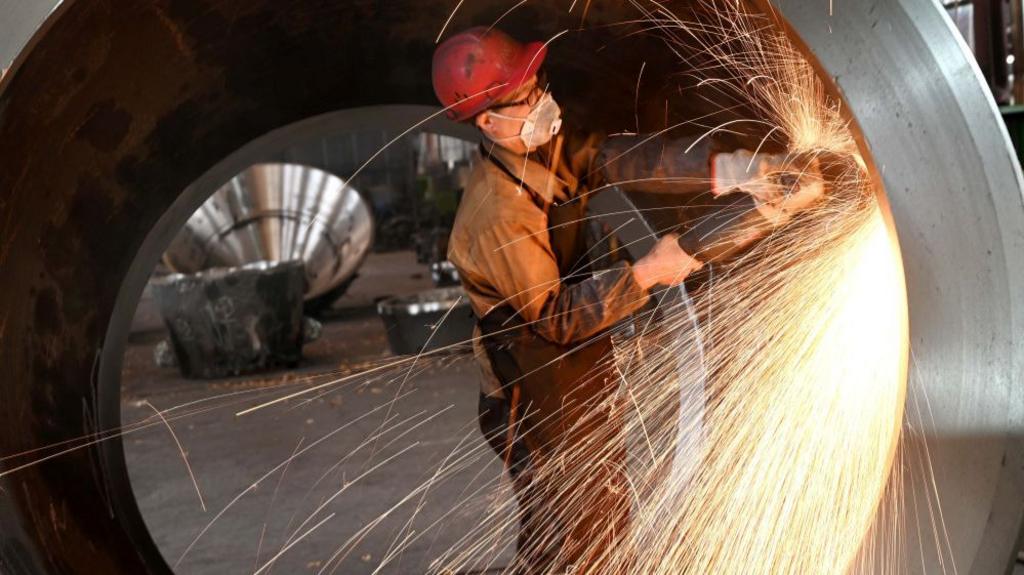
[433,0,913,573]
[0,2,948,573]
[608,196,907,574]
[436,0,468,43]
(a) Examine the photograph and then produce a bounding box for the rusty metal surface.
[0,2,682,572]
[1,0,1023,573]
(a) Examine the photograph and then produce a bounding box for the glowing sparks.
[615,201,907,574]
[0,2,931,573]
[144,400,207,513]
[437,1,911,572]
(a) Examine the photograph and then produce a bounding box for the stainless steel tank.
[162,163,374,301]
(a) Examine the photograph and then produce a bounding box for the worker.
[433,26,811,573]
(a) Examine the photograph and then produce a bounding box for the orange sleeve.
[470,217,649,345]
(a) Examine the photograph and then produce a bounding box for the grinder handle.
[676,192,775,263]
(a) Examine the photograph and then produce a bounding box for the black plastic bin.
[152,260,306,378]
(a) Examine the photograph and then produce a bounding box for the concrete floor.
[121,252,515,574]
[103,250,1024,575]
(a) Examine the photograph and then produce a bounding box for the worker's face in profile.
[475,74,551,154]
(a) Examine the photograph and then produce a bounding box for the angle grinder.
[677,151,866,263]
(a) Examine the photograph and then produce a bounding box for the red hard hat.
[432,27,547,122]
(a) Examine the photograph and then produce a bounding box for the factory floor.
[120,251,514,574]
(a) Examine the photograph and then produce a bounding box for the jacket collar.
[483,136,576,205]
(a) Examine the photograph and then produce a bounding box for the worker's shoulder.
[561,125,605,154]
[451,167,544,256]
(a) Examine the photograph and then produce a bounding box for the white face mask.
[489,92,563,148]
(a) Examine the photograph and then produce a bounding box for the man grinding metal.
[433,27,824,573]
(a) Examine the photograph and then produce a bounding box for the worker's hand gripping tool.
[678,151,841,263]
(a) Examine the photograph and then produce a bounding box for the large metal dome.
[162,163,374,300]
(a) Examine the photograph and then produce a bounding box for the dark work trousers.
[478,310,628,575]
[478,392,536,555]
[474,165,632,574]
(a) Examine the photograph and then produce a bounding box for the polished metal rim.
[766,0,1024,572]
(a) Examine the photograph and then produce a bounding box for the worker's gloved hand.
[711,150,826,224]
[712,149,786,197]
[632,233,704,290]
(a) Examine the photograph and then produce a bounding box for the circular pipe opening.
[2,1,1021,573]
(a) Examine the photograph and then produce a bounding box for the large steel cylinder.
[0,1,1022,574]
[762,2,1024,572]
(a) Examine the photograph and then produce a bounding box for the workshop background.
[2,1,1024,574]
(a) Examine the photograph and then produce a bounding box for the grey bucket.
[376,287,475,355]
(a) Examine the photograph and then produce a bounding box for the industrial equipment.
[0,1,1022,573]
[151,260,308,378]
[376,286,475,355]
[162,163,374,310]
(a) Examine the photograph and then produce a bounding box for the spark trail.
[0,2,926,573]
[435,1,911,573]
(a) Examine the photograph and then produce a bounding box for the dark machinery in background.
[945,0,1024,160]
[151,163,372,376]
[1,1,1023,574]
[151,260,311,378]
